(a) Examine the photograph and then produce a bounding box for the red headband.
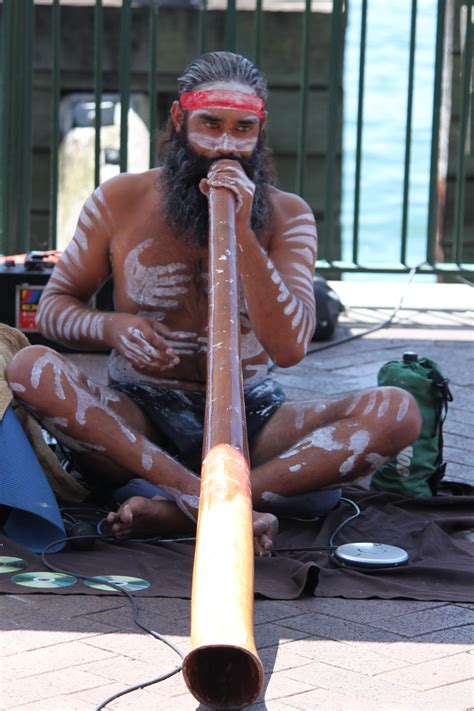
[180,89,265,119]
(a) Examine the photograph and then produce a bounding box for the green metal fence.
[0,0,472,276]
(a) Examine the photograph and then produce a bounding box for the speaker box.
[0,256,113,352]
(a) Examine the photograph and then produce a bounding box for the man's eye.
[205,122,220,129]
[236,126,251,133]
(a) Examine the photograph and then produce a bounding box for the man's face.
[172,81,264,162]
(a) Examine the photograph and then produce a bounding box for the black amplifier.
[0,258,113,351]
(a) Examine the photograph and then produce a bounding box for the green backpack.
[371,352,453,497]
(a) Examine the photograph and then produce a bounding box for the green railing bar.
[352,0,368,266]
[49,0,60,249]
[22,2,34,252]
[453,0,472,264]
[295,0,311,197]
[316,260,474,275]
[426,0,446,264]
[119,0,132,173]
[0,2,5,252]
[94,0,103,189]
[226,0,237,52]
[323,0,344,262]
[199,0,208,54]
[1,0,34,254]
[254,0,263,68]
[148,0,159,168]
[400,0,417,265]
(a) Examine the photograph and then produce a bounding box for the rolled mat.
[0,405,65,552]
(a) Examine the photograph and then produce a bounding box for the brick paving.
[1,287,473,710]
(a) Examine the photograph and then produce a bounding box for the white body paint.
[9,382,26,393]
[365,452,389,473]
[124,240,191,308]
[261,491,291,505]
[397,392,411,421]
[377,389,391,418]
[339,430,371,476]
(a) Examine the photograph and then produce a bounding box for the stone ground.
[1,283,473,710]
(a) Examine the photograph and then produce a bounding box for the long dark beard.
[160,126,274,247]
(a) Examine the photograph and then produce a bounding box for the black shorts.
[111,377,286,473]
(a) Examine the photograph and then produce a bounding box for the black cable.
[40,535,184,710]
[96,516,196,545]
[41,496,360,707]
[328,497,361,547]
[273,497,361,553]
[296,263,423,360]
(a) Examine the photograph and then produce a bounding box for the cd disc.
[11,572,77,589]
[84,575,150,592]
[0,557,27,574]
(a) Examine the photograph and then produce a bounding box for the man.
[5,52,421,555]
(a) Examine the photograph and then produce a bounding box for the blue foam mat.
[0,405,65,552]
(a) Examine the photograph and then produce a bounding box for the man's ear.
[260,110,268,133]
[171,100,184,131]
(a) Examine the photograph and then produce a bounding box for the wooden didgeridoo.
[181,186,264,709]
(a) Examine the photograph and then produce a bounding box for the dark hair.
[177,51,268,100]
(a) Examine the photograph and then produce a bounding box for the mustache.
[174,135,257,185]
[160,126,273,247]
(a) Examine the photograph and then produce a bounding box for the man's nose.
[216,135,237,155]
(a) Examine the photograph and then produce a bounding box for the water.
[341,0,437,281]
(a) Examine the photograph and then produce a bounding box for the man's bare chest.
[113,237,209,317]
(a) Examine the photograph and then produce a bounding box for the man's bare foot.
[253,511,278,557]
[106,496,194,540]
[106,496,278,555]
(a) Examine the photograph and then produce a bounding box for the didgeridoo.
[182,187,264,708]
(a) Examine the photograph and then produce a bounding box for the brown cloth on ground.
[0,324,88,502]
[0,486,472,602]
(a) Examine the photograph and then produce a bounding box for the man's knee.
[5,345,64,405]
[382,386,422,449]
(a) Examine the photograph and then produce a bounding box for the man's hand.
[199,159,255,226]
[105,313,181,372]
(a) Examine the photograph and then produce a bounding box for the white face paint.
[289,464,302,472]
[339,430,371,477]
[187,130,257,154]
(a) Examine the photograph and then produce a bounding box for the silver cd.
[334,542,409,568]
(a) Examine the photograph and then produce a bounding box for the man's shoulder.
[100,167,162,211]
[268,186,315,224]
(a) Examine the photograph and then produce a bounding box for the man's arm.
[203,160,317,367]
[36,180,180,372]
[238,197,317,367]
[36,185,114,350]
